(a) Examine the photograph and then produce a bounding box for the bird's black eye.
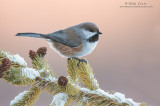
[90,29,94,32]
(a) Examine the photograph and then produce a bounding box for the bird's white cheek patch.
[82,29,97,39]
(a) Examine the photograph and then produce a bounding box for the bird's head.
[76,22,102,42]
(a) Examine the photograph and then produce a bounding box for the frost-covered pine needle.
[114,92,139,106]
[0,51,27,67]
[38,68,57,82]
[21,67,40,79]
[45,74,57,82]
[50,93,69,106]
[10,91,28,106]
[80,88,139,106]
[38,68,45,73]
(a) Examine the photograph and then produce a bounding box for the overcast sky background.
[0,0,160,105]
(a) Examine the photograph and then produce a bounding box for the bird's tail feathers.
[16,33,46,38]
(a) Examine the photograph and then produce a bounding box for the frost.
[39,68,51,74]
[45,74,57,82]
[10,91,28,106]
[0,51,27,66]
[80,88,97,94]
[50,93,69,106]
[114,92,139,106]
[80,88,139,106]
[21,67,40,79]
[96,89,115,98]
[39,68,57,82]
[10,54,27,66]
[97,89,139,106]
[39,68,45,73]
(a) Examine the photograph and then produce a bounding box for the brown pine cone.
[36,47,47,57]
[0,58,11,78]
[2,58,11,71]
[0,64,4,78]
[29,50,36,59]
[58,76,68,86]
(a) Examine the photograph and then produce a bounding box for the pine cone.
[29,50,36,59]
[0,64,4,78]
[58,76,68,86]
[0,58,11,78]
[36,47,47,57]
[2,58,11,71]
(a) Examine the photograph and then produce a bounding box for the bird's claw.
[77,59,87,67]
[68,57,87,67]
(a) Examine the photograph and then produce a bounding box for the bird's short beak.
[98,32,102,35]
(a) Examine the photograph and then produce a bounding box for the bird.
[16,22,102,65]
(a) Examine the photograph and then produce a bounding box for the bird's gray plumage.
[46,29,81,47]
[15,22,102,58]
[16,33,44,38]
[16,29,82,47]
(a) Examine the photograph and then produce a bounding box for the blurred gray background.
[0,0,160,105]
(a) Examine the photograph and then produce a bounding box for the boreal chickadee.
[16,22,102,64]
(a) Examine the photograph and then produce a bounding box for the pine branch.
[77,59,99,90]
[74,91,122,106]
[67,58,80,86]
[29,48,57,79]
[0,49,27,67]
[0,48,147,106]
[0,48,57,105]
[2,67,41,86]
[50,93,69,106]
[10,86,41,106]
[64,96,73,106]
[38,75,142,106]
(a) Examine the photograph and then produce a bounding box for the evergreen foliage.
[0,48,147,106]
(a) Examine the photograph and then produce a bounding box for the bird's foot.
[68,57,87,67]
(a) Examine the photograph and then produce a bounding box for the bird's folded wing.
[42,30,82,47]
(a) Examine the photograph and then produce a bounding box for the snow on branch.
[0,47,147,106]
[50,93,69,106]
[80,88,139,106]
[0,50,27,67]
[10,91,29,106]
[21,67,40,80]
